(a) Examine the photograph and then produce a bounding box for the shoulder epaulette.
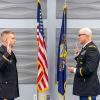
[89,45,96,48]
[2,55,10,62]
[80,68,83,77]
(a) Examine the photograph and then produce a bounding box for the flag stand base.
[38,91,50,100]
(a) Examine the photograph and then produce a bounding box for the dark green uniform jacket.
[73,41,100,96]
[0,45,19,99]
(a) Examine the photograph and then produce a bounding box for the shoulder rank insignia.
[89,45,96,48]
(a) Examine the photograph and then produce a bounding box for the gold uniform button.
[5,81,8,84]
[80,62,83,64]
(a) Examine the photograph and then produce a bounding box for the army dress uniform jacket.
[73,41,100,96]
[0,45,19,99]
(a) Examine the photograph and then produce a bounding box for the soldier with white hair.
[68,27,100,100]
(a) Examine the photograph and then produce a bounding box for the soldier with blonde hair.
[0,30,19,100]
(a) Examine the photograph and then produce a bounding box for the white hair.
[79,27,92,37]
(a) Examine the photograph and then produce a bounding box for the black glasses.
[78,34,86,37]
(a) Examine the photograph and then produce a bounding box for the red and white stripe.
[37,23,49,92]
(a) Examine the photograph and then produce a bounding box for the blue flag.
[57,6,67,96]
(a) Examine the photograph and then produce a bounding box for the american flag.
[37,1,49,92]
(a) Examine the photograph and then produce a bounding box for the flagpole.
[37,0,40,3]
[64,1,67,100]
[37,1,40,100]
[37,89,38,100]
